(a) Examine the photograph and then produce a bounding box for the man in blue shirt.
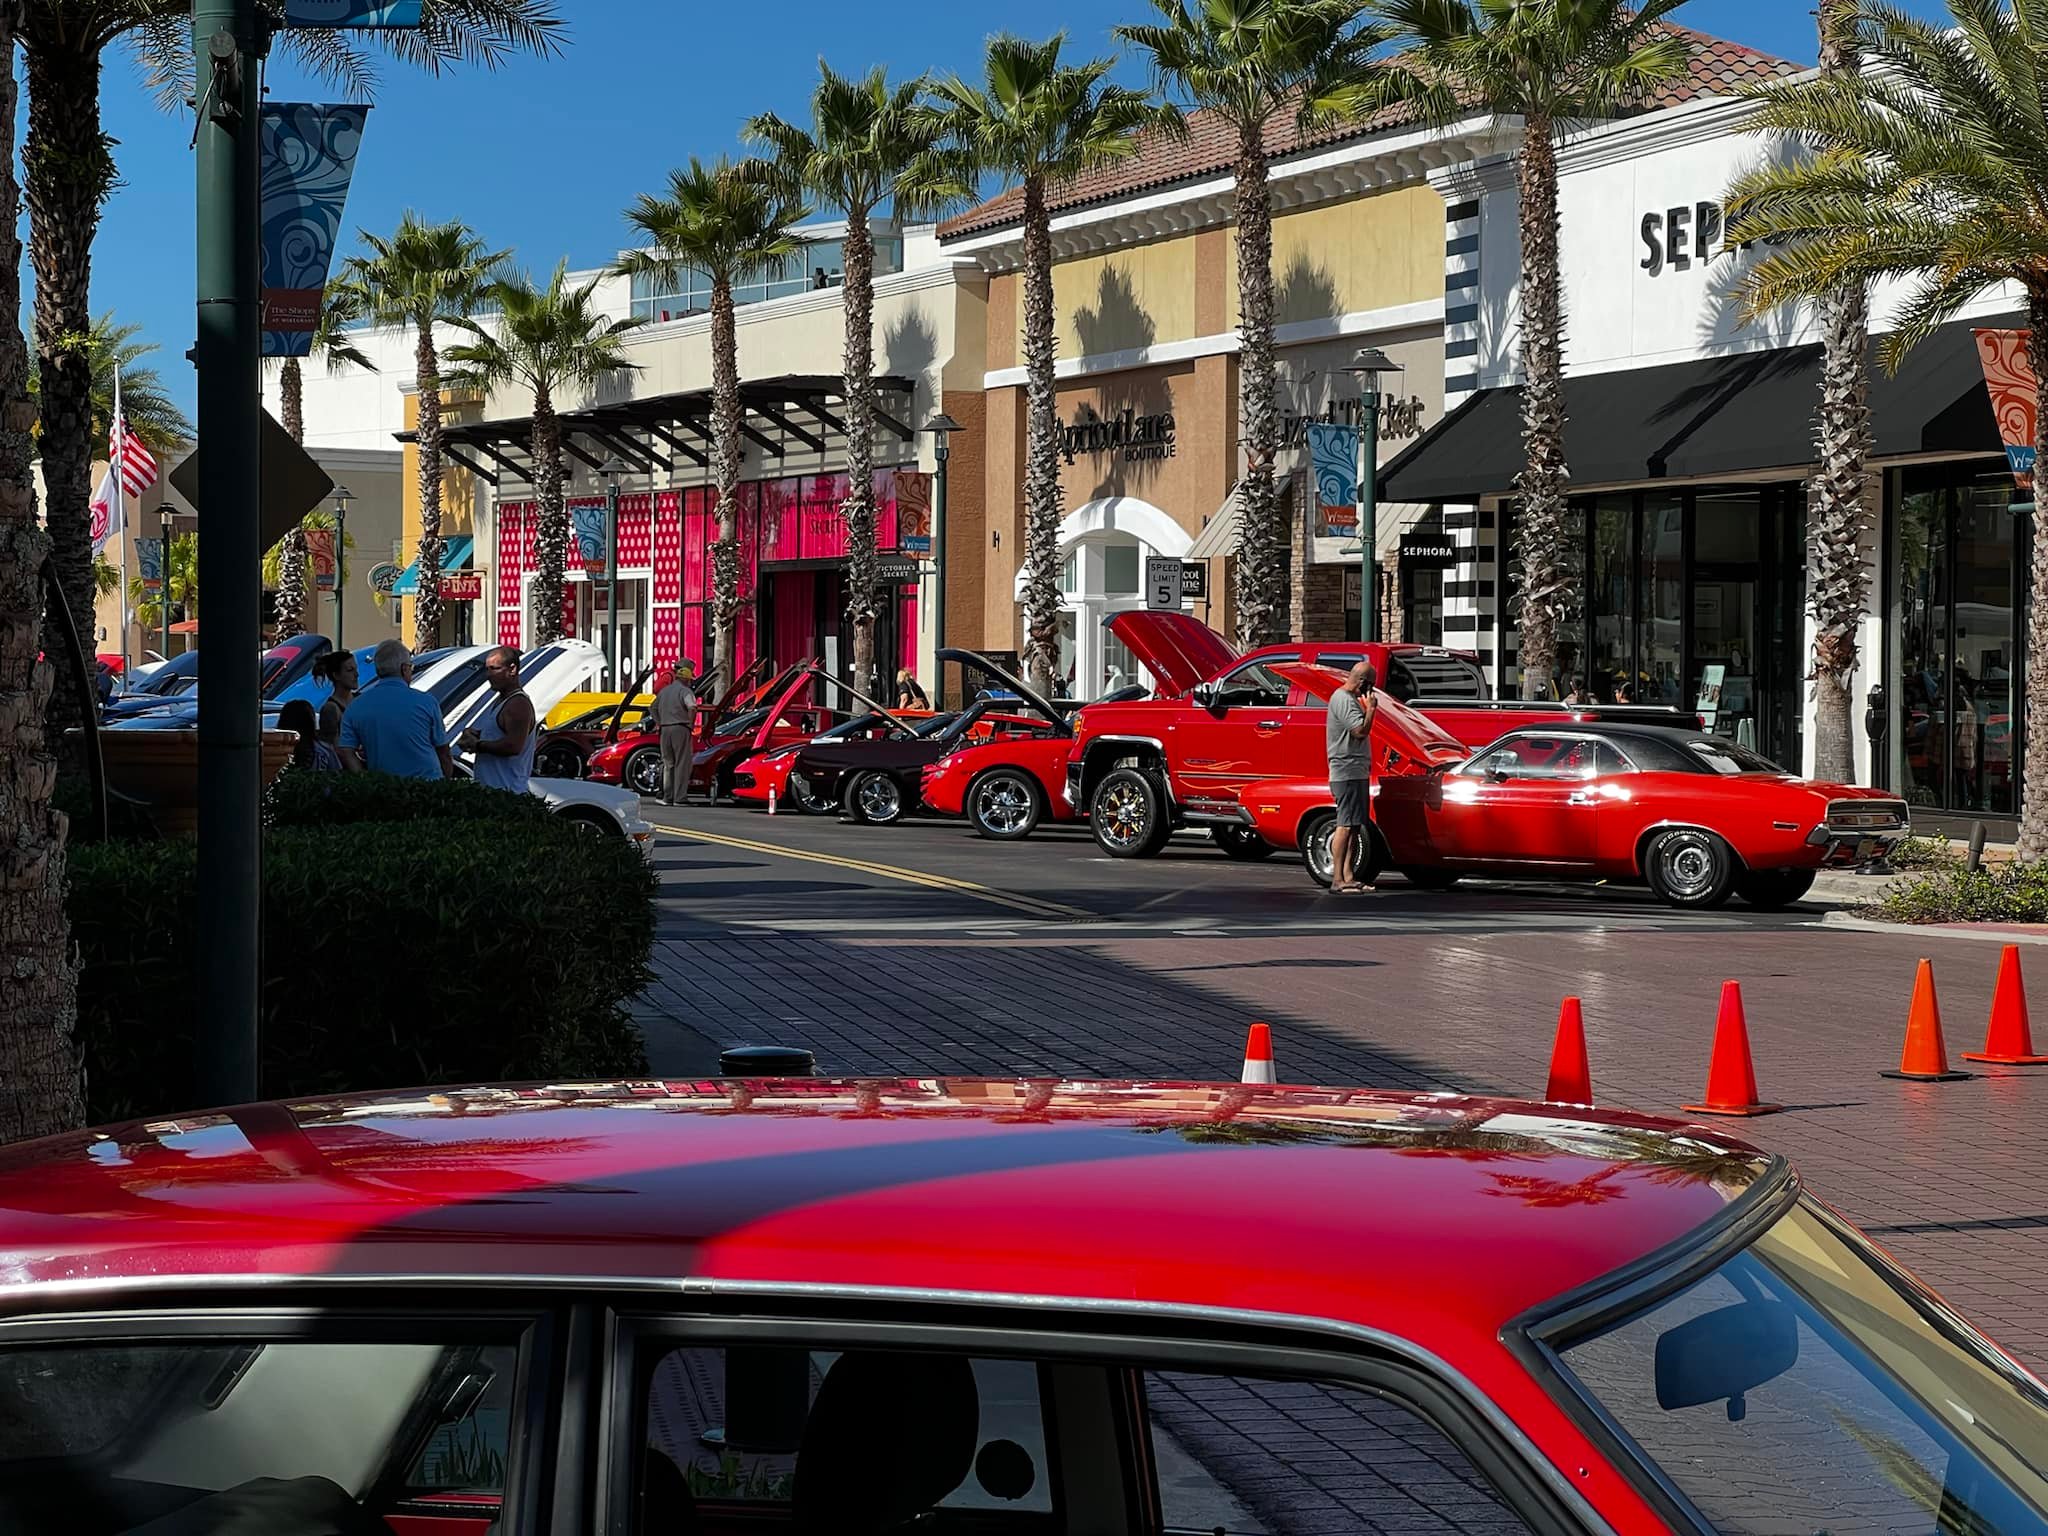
[338,640,454,780]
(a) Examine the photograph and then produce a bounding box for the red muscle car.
[1248,722,1910,906]
[919,647,1083,839]
[3,1077,2041,1536]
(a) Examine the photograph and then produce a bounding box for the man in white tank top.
[459,645,537,794]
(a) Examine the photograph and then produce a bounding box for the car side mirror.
[1191,683,1221,711]
[1654,1299,1799,1420]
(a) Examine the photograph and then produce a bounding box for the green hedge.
[69,812,655,1123]
[265,769,559,829]
[1870,863,2048,924]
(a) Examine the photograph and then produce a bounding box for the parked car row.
[646,612,1908,911]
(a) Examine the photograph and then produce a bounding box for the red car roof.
[0,1081,1760,1363]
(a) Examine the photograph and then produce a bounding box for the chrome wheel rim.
[858,776,901,821]
[628,754,662,795]
[1661,836,1715,899]
[1097,781,1149,851]
[975,776,1032,834]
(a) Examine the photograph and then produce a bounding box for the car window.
[0,1335,522,1535]
[1462,738,1581,780]
[1213,662,1294,709]
[1145,1370,1538,1536]
[1390,651,1488,702]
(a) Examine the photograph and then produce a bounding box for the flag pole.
[114,364,128,669]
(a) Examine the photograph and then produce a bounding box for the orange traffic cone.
[1545,997,1593,1105]
[1683,981,1782,1117]
[1884,960,1973,1081]
[1964,945,2048,1066]
[1240,1022,1276,1085]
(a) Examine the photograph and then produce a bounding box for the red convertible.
[1244,722,1910,907]
[2,1077,2042,1536]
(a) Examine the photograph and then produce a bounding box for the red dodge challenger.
[0,1078,2039,1536]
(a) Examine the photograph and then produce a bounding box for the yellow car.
[544,690,654,731]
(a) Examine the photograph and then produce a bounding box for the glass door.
[1690,493,1763,749]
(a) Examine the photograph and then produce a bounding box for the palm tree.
[618,159,808,685]
[443,262,642,644]
[345,214,508,650]
[19,0,563,718]
[274,286,377,641]
[746,63,963,698]
[1116,0,1387,651]
[924,36,1160,698]
[1367,0,1692,698]
[92,555,121,600]
[0,6,84,1143]
[28,313,192,462]
[1723,0,2048,858]
[263,509,356,641]
[129,532,199,640]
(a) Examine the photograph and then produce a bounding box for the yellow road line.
[660,822,1093,921]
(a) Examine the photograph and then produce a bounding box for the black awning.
[1379,314,2012,503]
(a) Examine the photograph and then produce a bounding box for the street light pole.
[920,413,963,703]
[332,484,352,649]
[193,0,263,1107]
[1346,348,1403,645]
[599,456,626,687]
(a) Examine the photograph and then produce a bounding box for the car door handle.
[1566,791,1595,805]
[1256,719,1284,731]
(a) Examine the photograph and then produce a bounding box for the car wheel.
[624,746,664,798]
[970,769,1041,840]
[1645,827,1738,908]
[1303,815,1384,889]
[844,771,906,826]
[1211,824,1277,861]
[1091,767,1173,858]
[1735,868,1817,909]
[787,771,837,815]
[534,739,586,780]
[1400,867,1461,891]
[556,808,619,839]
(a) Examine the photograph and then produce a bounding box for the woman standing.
[315,649,360,744]
[278,699,342,772]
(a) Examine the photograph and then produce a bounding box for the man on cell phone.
[1325,660,1378,894]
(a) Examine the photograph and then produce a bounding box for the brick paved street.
[633,807,2048,1372]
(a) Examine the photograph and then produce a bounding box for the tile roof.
[937,25,1801,243]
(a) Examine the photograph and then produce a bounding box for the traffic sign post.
[1145,556,1184,611]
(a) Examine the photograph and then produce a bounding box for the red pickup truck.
[1067,613,1471,859]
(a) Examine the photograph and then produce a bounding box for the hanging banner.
[894,470,932,557]
[570,502,607,572]
[305,528,338,590]
[282,1,424,25]
[1974,329,2036,491]
[1308,422,1360,537]
[138,538,164,592]
[259,103,370,358]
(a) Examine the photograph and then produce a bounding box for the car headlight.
[764,745,802,762]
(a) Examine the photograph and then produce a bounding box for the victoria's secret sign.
[1061,406,1176,464]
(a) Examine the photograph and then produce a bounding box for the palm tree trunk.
[24,37,112,731]
[0,20,84,1144]
[1513,114,1570,702]
[275,357,308,641]
[2019,291,2048,864]
[531,386,567,645]
[1234,125,1284,650]
[281,355,305,444]
[1020,174,1064,699]
[413,328,445,650]
[840,209,879,698]
[710,274,742,692]
[1807,0,1874,784]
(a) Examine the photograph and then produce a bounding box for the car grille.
[1826,799,1909,832]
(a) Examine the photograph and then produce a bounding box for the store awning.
[1379,314,2012,504]
[390,534,474,597]
[1189,483,1241,558]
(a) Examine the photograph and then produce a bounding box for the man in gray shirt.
[1326,660,1378,892]
[652,659,700,805]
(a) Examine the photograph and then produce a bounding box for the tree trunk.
[710,274,742,692]
[531,386,567,645]
[1806,0,1875,784]
[839,211,879,699]
[273,358,308,642]
[1233,125,1284,649]
[280,355,305,445]
[412,327,445,650]
[24,36,111,732]
[1513,115,1570,702]
[0,16,85,1144]
[1020,175,1065,699]
[2018,292,2048,864]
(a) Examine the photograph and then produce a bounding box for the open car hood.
[750,663,825,751]
[713,655,776,716]
[1105,611,1239,698]
[937,647,1070,736]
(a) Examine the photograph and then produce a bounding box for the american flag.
[110,375,158,499]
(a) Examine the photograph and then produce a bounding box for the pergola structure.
[398,372,920,486]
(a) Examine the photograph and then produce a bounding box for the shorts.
[1331,777,1371,828]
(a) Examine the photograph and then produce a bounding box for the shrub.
[69,817,655,1124]
[1888,834,1961,871]
[265,768,556,829]
[1869,863,2048,925]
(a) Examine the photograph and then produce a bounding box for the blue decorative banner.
[570,502,607,570]
[1308,422,1360,538]
[283,0,423,25]
[137,538,164,591]
[260,103,369,358]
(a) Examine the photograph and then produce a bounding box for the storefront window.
[1643,495,1685,707]
[1589,496,1635,701]
[1692,490,1764,748]
[1103,543,1140,596]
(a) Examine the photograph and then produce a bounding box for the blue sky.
[70,0,1953,413]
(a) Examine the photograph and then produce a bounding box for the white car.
[445,639,605,737]
[532,774,656,851]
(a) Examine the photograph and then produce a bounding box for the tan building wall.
[1229,184,1444,326]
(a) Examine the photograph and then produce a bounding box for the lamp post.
[598,455,627,687]
[1344,347,1403,644]
[331,484,353,650]
[920,413,963,702]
